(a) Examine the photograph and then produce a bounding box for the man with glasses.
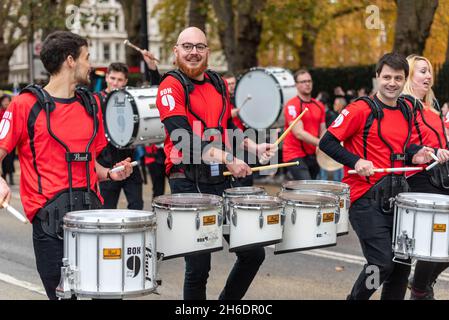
[282,69,326,180]
[156,27,276,300]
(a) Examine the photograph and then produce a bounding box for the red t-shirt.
[0,93,108,221]
[156,74,232,175]
[282,96,325,161]
[409,104,446,149]
[327,98,411,203]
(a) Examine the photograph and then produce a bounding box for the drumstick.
[223,161,299,177]
[124,40,160,63]
[238,94,252,110]
[426,152,440,171]
[274,108,309,146]
[2,202,28,224]
[109,161,139,174]
[348,167,424,174]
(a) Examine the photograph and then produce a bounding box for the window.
[103,43,110,61]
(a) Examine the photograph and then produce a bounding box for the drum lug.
[231,209,237,227]
[291,208,297,225]
[259,210,264,229]
[281,207,286,226]
[335,206,341,224]
[395,231,415,260]
[195,212,200,230]
[56,258,77,299]
[217,213,223,227]
[167,212,173,230]
[316,209,322,227]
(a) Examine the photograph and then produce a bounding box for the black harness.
[402,94,449,189]
[358,96,412,214]
[21,84,103,238]
[162,69,229,184]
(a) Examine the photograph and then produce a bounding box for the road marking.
[0,272,46,296]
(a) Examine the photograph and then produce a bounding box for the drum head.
[153,193,223,210]
[396,192,449,210]
[279,190,339,206]
[282,180,349,195]
[236,68,292,129]
[230,195,284,209]
[104,89,137,148]
[64,209,155,225]
[224,186,266,197]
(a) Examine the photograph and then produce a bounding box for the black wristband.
[107,170,113,181]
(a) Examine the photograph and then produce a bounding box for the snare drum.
[104,87,165,148]
[282,180,350,236]
[393,193,449,262]
[56,210,158,299]
[235,67,296,129]
[153,193,224,260]
[223,186,267,235]
[228,195,285,252]
[275,191,339,254]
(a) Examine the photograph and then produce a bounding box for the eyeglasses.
[177,42,208,53]
[297,80,313,84]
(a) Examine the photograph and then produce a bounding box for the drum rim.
[63,209,156,225]
[235,67,290,129]
[152,193,223,210]
[282,180,349,194]
[223,186,267,197]
[229,195,284,209]
[278,190,339,207]
[104,88,140,148]
[396,192,449,210]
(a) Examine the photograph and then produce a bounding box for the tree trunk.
[0,44,14,85]
[117,0,142,68]
[393,0,438,56]
[446,28,449,64]
[299,31,317,68]
[188,0,208,31]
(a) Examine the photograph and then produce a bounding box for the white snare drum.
[275,191,339,254]
[153,193,223,260]
[104,87,165,148]
[222,186,267,235]
[56,210,158,299]
[228,195,285,252]
[282,180,350,236]
[393,193,449,262]
[235,67,296,129]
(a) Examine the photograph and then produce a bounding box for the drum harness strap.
[358,96,412,214]
[21,84,102,238]
[161,69,230,187]
[402,94,449,189]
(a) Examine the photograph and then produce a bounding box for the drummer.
[401,55,449,300]
[0,31,133,300]
[282,69,326,180]
[319,52,435,300]
[155,26,277,300]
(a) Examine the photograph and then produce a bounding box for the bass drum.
[235,67,296,129]
[104,87,165,148]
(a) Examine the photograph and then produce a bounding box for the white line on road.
[0,272,46,296]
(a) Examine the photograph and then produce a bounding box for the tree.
[117,0,143,68]
[393,0,438,56]
[188,0,208,31]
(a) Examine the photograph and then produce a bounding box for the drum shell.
[223,186,267,223]
[63,210,157,298]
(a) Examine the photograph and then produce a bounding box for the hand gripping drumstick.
[274,108,309,146]
[2,202,28,224]
[426,152,440,171]
[348,167,424,174]
[223,161,300,177]
[109,161,139,174]
[124,40,160,63]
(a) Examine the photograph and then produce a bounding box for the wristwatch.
[224,153,234,164]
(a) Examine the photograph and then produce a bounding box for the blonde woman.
[402,55,449,300]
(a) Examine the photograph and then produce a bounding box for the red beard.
[176,55,208,79]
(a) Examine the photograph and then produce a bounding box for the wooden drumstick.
[2,202,28,224]
[223,161,300,177]
[274,108,309,146]
[426,152,440,171]
[124,40,160,63]
[348,167,423,174]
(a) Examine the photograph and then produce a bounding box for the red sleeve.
[94,95,108,155]
[284,100,299,126]
[0,94,30,153]
[327,101,367,141]
[319,102,326,125]
[156,76,188,121]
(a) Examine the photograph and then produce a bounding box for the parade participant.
[402,55,449,300]
[156,27,277,300]
[0,31,133,300]
[319,52,436,300]
[0,95,15,185]
[283,69,326,180]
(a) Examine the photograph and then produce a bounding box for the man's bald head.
[176,27,207,45]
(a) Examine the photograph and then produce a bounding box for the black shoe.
[410,287,435,300]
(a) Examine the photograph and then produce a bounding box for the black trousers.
[100,169,143,210]
[147,162,166,198]
[286,155,320,180]
[169,177,265,300]
[348,197,411,300]
[407,172,449,292]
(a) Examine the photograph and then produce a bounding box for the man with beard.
[156,27,277,300]
[0,31,133,300]
[319,53,435,299]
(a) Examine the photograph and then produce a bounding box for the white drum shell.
[235,67,296,129]
[63,210,157,298]
[393,193,449,262]
[105,87,165,148]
